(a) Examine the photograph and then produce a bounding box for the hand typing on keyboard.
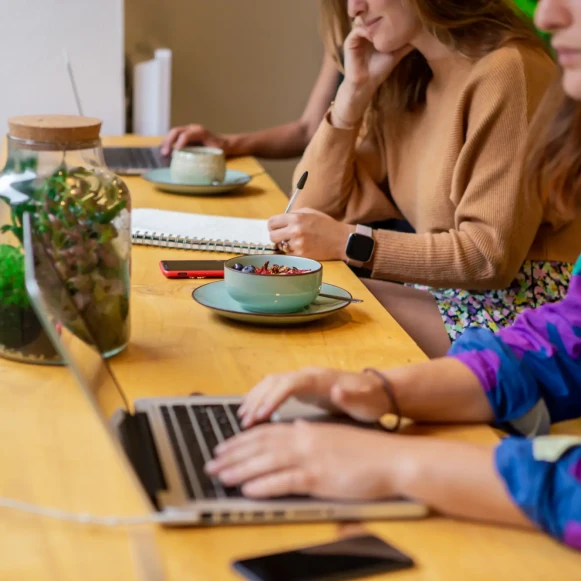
[238,367,393,428]
[205,420,404,501]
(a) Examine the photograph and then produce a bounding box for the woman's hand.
[160,124,230,156]
[206,422,529,531]
[206,421,400,500]
[332,27,413,129]
[238,367,392,428]
[267,209,355,261]
[343,26,411,93]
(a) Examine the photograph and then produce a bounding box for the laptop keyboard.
[103,147,168,171]
[160,403,244,500]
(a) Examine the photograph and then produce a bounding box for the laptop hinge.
[117,412,167,509]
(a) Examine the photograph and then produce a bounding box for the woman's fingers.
[161,125,210,155]
[268,225,296,245]
[174,126,205,150]
[212,448,296,487]
[242,469,312,498]
[240,372,312,427]
[206,425,295,477]
[160,127,183,155]
[267,214,291,231]
[238,374,281,420]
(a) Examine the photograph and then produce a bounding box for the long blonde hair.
[319,0,549,113]
[524,78,581,226]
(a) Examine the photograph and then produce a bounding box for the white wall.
[125,0,323,189]
[0,0,125,135]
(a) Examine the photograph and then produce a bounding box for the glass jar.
[0,115,131,364]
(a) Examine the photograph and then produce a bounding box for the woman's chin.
[562,71,581,101]
[373,36,410,55]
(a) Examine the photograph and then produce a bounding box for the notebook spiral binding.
[132,230,276,255]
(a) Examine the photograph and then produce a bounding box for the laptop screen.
[22,213,130,422]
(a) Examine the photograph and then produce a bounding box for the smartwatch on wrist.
[345,225,375,267]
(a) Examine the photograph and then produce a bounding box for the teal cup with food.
[224,255,323,314]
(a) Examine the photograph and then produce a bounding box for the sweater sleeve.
[291,111,401,224]
[294,48,552,289]
[495,435,581,550]
[449,259,581,426]
[370,50,548,289]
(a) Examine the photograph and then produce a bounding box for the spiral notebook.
[132,208,277,254]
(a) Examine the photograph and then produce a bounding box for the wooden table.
[1,136,580,580]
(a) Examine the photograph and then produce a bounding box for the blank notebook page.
[132,208,273,246]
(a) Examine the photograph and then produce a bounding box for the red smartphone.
[159,260,225,279]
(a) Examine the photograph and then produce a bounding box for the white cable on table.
[0,496,173,527]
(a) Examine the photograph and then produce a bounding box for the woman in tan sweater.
[267,0,581,357]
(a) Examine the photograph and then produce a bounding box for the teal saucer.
[142,168,252,195]
[192,281,353,326]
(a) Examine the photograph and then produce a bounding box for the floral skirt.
[411,261,573,342]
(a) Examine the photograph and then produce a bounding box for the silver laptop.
[22,214,427,526]
[102,146,170,175]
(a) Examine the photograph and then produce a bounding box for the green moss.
[0,244,29,309]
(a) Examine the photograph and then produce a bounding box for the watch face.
[346,233,375,262]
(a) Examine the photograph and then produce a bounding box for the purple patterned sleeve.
[449,257,581,424]
[496,435,581,549]
[451,258,581,550]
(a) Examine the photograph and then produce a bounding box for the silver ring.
[279,240,291,253]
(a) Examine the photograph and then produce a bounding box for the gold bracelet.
[363,367,402,432]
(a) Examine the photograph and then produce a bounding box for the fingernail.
[241,417,251,428]
[205,460,217,474]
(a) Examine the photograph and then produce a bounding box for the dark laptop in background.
[103,146,171,175]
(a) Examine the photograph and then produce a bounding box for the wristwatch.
[345,225,375,268]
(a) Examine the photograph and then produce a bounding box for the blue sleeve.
[449,269,581,425]
[496,436,581,549]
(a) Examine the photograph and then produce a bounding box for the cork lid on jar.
[8,115,102,147]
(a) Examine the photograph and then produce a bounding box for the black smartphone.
[159,260,225,279]
[232,534,414,581]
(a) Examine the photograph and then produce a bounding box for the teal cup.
[224,255,323,314]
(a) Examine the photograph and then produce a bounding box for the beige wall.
[126,0,324,189]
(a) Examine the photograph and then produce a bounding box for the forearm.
[292,113,396,223]
[330,81,373,129]
[389,437,532,529]
[370,228,517,289]
[226,121,311,159]
[382,358,495,424]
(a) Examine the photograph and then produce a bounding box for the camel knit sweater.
[293,45,581,290]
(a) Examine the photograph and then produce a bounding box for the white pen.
[284,171,309,213]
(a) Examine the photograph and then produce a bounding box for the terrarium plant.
[32,166,131,355]
[0,165,130,359]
